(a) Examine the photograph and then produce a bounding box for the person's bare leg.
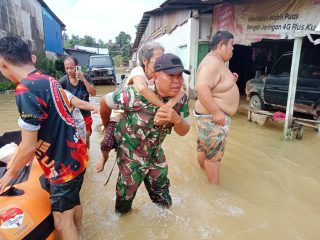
[94,151,109,173]
[204,160,220,184]
[73,204,82,235]
[53,208,79,240]
[86,130,91,149]
[197,151,205,169]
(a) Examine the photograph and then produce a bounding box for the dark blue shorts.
[40,171,85,213]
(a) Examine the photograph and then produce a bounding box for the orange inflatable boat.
[0,131,55,240]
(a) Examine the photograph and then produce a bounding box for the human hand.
[154,115,167,125]
[155,105,181,125]
[94,160,105,173]
[212,111,226,126]
[77,72,86,82]
[232,72,239,82]
[92,105,100,114]
[0,169,17,194]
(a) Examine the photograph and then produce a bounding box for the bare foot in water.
[94,152,109,173]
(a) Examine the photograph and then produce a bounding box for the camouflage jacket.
[106,86,189,157]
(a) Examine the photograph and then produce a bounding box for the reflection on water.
[1,86,320,239]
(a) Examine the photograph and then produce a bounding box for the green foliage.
[112,55,122,67]
[108,42,120,58]
[80,35,96,47]
[63,34,108,49]
[55,58,65,73]
[115,31,131,47]
[0,78,15,91]
[35,54,65,80]
[63,32,132,66]
[35,54,55,75]
[0,55,66,91]
[63,34,81,49]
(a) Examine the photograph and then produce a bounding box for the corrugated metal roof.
[133,0,223,49]
[37,0,66,29]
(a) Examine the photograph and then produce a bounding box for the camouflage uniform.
[106,86,189,213]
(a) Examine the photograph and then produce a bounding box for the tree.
[114,31,132,65]
[115,31,131,47]
[112,55,122,67]
[80,35,97,47]
[63,34,81,48]
[62,32,132,66]
[98,39,104,47]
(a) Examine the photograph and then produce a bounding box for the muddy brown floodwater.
[1,85,320,240]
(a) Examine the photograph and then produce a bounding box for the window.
[300,49,320,76]
[272,55,292,75]
[89,56,112,66]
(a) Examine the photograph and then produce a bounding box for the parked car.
[88,54,116,84]
[245,48,320,130]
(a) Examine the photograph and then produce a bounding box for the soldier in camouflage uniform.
[103,53,191,213]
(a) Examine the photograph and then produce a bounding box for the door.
[295,48,320,112]
[196,41,209,71]
[264,50,320,113]
[264,54,291,106]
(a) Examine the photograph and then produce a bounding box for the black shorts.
[39,171,85,213]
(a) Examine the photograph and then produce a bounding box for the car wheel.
[249,94,265,110]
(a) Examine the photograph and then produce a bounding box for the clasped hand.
[154,105,181,125]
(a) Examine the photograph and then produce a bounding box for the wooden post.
[283,37,303,140]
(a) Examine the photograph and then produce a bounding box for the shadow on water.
[1,88,320,239]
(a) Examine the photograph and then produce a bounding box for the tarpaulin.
[212,0,320,45]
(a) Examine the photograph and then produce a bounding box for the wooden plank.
[293,117,320,124]
[294,120,318,129]
[239,104,273,116]
[241,104,319,132]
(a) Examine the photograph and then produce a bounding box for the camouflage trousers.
[115,146,172,214]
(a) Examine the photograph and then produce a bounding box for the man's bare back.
[195,53,239,116]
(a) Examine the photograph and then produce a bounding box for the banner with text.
[212,0,320,45]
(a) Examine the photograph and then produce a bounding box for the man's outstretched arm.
[100,96,112,128]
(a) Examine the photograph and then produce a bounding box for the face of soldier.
[154,71,183,97]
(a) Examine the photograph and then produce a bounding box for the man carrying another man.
[102,53,190,214]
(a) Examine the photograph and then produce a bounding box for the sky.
[44,0,165,43]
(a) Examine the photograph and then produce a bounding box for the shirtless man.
[194,31,239,184]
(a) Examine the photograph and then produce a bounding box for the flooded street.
[1,86,320,239]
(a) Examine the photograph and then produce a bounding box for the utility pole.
[283,37,302,140]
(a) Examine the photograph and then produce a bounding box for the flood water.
[1,86,320,240]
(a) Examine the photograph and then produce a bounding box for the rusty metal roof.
[133,0,223,49]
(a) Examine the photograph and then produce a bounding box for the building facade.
[0,0,65,57]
